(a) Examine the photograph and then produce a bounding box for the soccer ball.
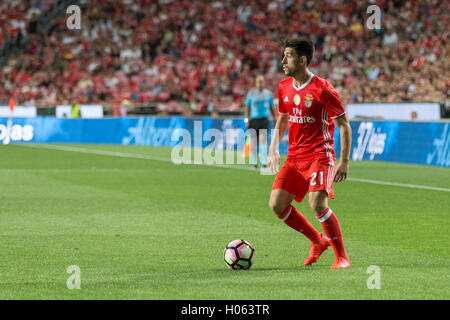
[224,239,255,270]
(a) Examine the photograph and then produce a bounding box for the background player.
[268,38,352,269]
[245,75,277,168]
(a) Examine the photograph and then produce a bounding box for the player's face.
[255,76,264,90]
[281,47,303,76]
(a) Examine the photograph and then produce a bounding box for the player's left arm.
[269,92,277,121]
[321,83,352,183]
[245,92,251,128]
[333,114,352,183]
[269,104,277,121]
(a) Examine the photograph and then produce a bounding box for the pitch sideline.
[20,144,450,193]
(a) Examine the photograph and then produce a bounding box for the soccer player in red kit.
[268,38,352,269]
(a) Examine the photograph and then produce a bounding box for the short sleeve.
[269,91,274,107]
[320,82,346,119]
[278,85,288,114]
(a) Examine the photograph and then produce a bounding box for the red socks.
[315,207,347,258]
[277,205,322,243]
[277,205,348,260]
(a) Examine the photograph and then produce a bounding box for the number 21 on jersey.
[310,171,324,186]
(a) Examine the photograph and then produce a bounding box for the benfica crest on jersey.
[305,94,313,108]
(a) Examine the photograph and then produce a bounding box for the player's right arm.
[268,114,289,172]
[245,92,251,129]
[268,85,289,173]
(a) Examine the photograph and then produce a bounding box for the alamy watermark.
[66,265,81,289]
[170,121,277,175]
[366,5,381,30]
[66,5,81,30]
[366,265,381,289]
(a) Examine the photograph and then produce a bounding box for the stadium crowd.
[0,0,448,115]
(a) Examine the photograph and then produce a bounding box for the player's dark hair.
[284,37,315,66]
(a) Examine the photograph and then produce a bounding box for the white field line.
[0,168,155,173]
[346,177,450,192]
[20,144,450,192]
[21,144,255,171]
[23,144,170,161]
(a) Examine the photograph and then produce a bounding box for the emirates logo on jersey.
[289,108,316,124]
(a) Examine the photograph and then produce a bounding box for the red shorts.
[272,157,336,203]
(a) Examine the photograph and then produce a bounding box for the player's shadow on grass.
[217,265,330,272]
[252,266,330,271]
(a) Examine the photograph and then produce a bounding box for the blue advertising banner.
[334,121,450,167]
[0,117,449,167]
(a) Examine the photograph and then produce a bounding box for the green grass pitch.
[0,144,449,299]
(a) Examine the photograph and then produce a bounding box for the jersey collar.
[292,73,315,91]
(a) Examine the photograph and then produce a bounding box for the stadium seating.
[0,0,448,115]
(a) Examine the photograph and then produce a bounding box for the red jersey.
[278,74,345,161]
